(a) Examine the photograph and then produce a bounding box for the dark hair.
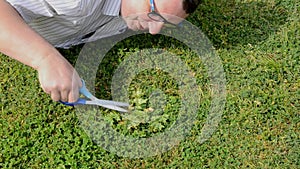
[182,0,201,14]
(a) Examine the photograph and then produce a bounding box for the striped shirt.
[6,0,127,48]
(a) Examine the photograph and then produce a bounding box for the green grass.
[1,0,299,168]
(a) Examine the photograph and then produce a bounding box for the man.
[0,0,200,103]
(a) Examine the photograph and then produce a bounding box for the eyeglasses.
[147,0,179,28]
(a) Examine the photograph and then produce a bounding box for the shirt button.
[72,20,78,25]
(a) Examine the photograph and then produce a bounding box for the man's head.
[121,0,200,34]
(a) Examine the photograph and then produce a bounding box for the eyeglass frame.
[147,0,180,28]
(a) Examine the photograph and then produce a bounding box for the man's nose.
[148,21,164,34]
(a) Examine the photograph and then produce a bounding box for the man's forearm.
[0,0,61,69]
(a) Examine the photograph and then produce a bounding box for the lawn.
[0,0,299,168]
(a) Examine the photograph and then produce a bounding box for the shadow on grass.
[188,0,289,48]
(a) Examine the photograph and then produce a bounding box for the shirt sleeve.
[5,0,82,22]
[102,0,121,16]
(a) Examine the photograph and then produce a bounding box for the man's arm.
[0,0,81,102]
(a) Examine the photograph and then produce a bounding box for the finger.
[60,90,69,102]
[148,22,164,34]
[129,20,139,31]
[40,83,50,94]
[50,90,61,102]
[68,86,79,103]
[69,73,82,102]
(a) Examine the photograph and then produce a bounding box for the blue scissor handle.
[79,79,95,99]
[60,98,87,106]
[60,79,94,106]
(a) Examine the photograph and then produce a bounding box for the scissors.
[60,79,129,113]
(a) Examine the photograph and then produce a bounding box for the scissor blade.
[100,104,128,113]
[94,99,129,107]
[85,100,128,113]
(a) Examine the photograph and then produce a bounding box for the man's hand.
[36,52,82,102]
